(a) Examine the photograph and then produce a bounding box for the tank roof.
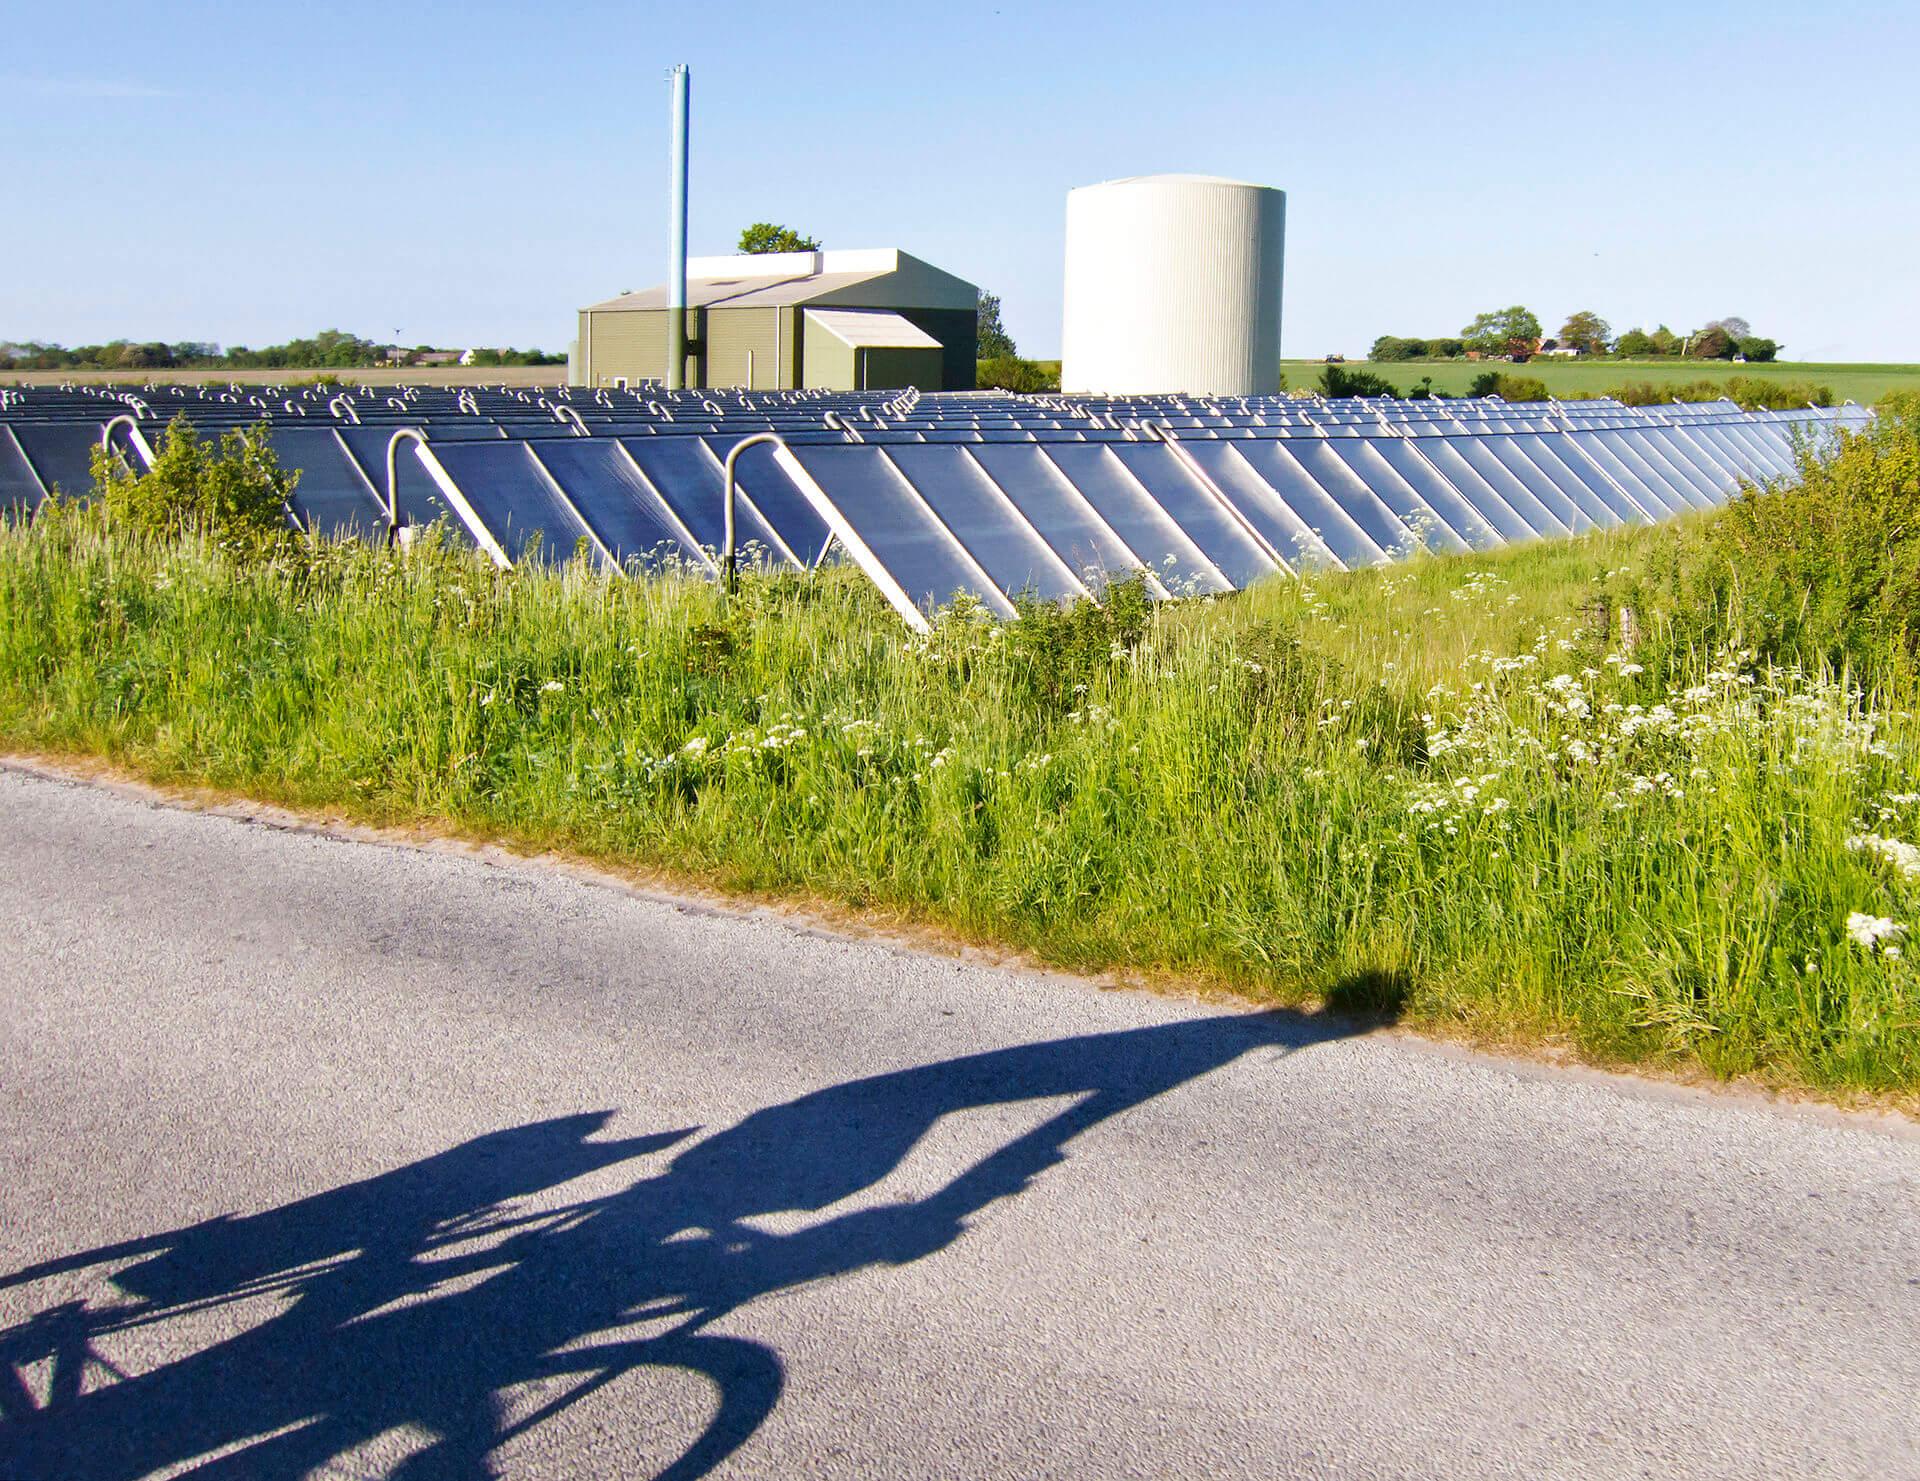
[1074,172,1277,190]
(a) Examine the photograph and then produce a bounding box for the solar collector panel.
[426,441,596,566]
[1100,443,1285,586]
[782,445,1018,621]
[525,439,714,570]
[882,445,1087,603]
[1177,440,1368,568]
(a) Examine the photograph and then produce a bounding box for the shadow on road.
[1,1008,1374,1478]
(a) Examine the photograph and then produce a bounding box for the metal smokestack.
[666,64,690,391]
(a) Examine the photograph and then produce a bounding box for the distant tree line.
[1369,308,1780,365]
[2,328,563,372]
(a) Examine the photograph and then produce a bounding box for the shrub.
[1003,575,1152,712]
[976,356,1060,393]
[1468,372,1550,403]
[1368,336,1427,362]
[1320,364,1399,398]
[1605,378,1833,411]
[1635,401,1920,676]
[88,414,297,554]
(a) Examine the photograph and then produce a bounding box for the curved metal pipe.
[822,409,865,442]
[328,394,360,424]
[100,414,145,476]
[383,428,428,539]
[721,432,789,593]
[553,404,589,436]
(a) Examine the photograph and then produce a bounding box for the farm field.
[2,364,567,389]
[1283,358,1920,403]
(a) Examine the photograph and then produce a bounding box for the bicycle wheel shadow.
[0,1005,1378,1479]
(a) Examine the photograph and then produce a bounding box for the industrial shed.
[576,248,977,392]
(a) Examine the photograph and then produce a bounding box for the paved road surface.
[1,764,1915,1479]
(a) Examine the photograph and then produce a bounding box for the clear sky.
[5,0,1916,362]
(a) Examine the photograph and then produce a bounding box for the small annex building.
[576,248,978,392]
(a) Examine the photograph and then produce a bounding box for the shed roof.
[802,309,942,350]
[582,248,975,315]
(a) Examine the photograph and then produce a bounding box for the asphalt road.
[1,763,1915,1480]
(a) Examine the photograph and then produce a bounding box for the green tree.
[1558,310,1611,356]
[1688,325,1737,360]
[976,290,1016,359]
[1461,305,1543,360]
[1648,325,1681,356]
[738,222,820,254]
[1737,336,1780,362]
[976,356,1057,393]
[1614,328,1655,357]
[1369,335,1427,362]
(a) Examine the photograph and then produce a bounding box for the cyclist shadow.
[1,1006,1375,1479]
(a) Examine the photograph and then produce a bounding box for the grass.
[3,477,1919,1102]
[1283,358,1920,405]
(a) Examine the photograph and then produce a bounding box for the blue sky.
[5,0,1916,362]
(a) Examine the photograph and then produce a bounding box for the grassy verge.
[3,460,1918,1099]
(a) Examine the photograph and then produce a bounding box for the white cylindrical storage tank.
[1060,174,1286,397]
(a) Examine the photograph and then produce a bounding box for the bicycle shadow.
[1,1006,1375,1479]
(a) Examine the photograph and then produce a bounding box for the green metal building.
[575,248,978,392]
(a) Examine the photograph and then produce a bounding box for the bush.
[1320,364,1400,398]
[1468,372,1550,403]
[1635,401,1920,676]
[1369,336,1427,362]
[87,414,297,554]
[976,356,1060,393]
[1605,378,1834,411]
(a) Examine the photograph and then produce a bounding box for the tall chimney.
[666,64,690,391]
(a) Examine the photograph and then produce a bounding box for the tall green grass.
[3,493,1917,1096]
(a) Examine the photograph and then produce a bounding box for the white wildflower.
[1847,834,1920,880]
[1845,912,1907,953]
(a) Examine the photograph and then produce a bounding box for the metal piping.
[721,432,789,592]
[666,64,690,391]
[383,428,429,538]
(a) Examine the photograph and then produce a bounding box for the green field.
[1283,358,1920,404]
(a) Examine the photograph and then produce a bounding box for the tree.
[976,355,1057,393]
[1707,316,1752,341]
[1558,310,1612,356]
[1369,335,1427,362]
[1614,328,1655,357]
[976,290,1016,359]
[1688,325,1737,360]
[1461,305,1543,360]
[1736,336,1780,362]
[1648,325,1681,356]
[738,222,819,254]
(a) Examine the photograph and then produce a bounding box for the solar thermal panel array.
[0,382,1873,632]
